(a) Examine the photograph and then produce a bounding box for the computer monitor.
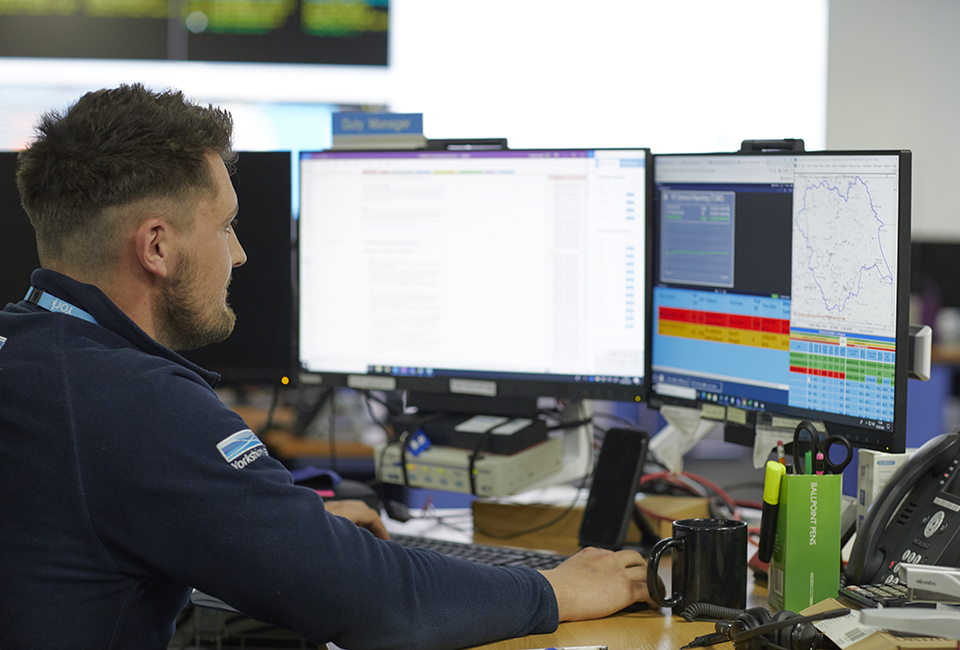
[297,148,652,411]
[0,2,388,65]
[0,151,41,307]
[2,150,297,386]
[649,151,912,452]
[181,151,298,387]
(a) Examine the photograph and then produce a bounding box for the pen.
[776,440,786,466]
[757,460,785,563]
[815,451,824,475]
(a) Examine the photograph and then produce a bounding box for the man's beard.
[155,251,236,351]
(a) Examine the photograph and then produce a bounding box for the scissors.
[792,420,853,475]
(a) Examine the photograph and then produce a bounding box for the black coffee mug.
[647,518,748,615]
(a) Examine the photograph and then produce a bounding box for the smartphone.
[578,428,650,550]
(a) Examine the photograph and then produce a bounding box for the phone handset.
[847,432,960,585]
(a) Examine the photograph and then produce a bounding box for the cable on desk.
[361,390,396,438]
[680,632,728,649]
[639,471,743,521]
[546,417,593,432]
[291,385,333,436]
[256,382,283,437]
[539,399,595,434]
[404,506,475,535]
[468,429,494,496]
[473,426,596,541]
[254,383,289,459]
[328,386,338,473]
[591,410,642,431]
[362,389,404,416]
[385,411,445,489]
[721,480,764,512]
[681,602,749,622]
[396,428,414,488]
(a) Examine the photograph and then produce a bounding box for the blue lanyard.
[24,287,98,325]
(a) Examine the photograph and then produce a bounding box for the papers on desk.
[811,607,880,649]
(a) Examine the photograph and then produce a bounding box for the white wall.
[387,0,828,153]
[0,0,828,154]
[827,0,960,241]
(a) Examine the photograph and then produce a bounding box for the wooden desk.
[467,580,768,650]
[468,609,716,650]
[932,344,960,365]
[386,503,766,650]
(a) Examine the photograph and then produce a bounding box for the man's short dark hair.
[17,83,235,274]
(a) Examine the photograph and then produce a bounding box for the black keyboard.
[390,533,568,570]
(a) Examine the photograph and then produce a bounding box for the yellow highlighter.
[757,460,786,563]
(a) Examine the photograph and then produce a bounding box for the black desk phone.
[847,432,960,585]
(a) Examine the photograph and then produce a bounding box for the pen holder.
[768,473,841,612]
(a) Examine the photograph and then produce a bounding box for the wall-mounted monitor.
[649,151,911,452]
[0,1,388,65]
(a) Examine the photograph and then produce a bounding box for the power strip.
[374,437,563,498]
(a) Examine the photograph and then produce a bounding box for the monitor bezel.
[296,147,655,404]
[648,149,912,452]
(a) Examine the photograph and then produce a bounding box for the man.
[0,84,654,649]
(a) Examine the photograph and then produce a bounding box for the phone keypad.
[839,582,909,607]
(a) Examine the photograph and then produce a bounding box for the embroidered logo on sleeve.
[0,335,6,352]
[216,429,268,469]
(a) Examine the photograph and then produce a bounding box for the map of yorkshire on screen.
[788,159,900,417]
[790,161,898,336]
[651,153,905,439]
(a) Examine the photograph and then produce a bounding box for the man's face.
[156,153,246,351]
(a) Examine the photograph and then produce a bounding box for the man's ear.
[135,218,173,279]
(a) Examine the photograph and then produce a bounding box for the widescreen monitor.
[298,148,653,408]
[649,151,911,452]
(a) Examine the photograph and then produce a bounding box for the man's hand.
[325,499,390,541]
[539,546,655,621]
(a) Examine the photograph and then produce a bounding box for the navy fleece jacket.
[0,269,558,649]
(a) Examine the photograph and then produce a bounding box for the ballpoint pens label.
[809,482,818,545]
